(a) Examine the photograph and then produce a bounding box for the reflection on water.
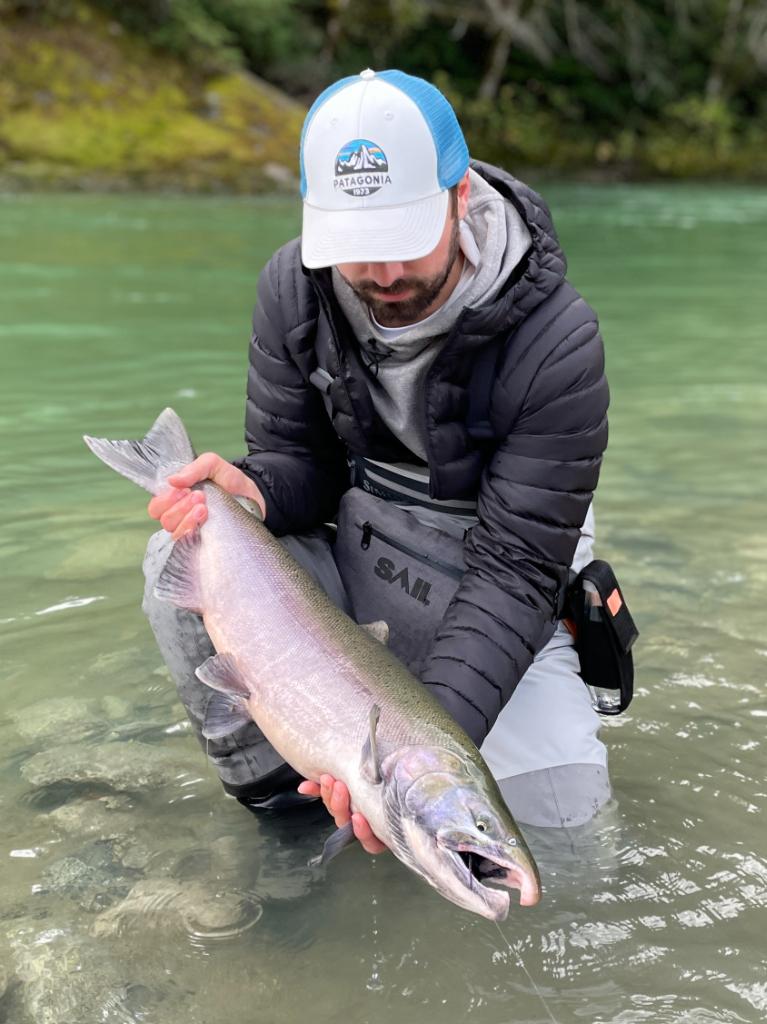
[0,186,765,1023]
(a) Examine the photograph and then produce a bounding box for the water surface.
[1,185,766,1023]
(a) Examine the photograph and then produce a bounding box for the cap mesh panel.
[377,69,469,188]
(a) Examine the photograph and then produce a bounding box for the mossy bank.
[0,10,305,192]
[2,6,765,190]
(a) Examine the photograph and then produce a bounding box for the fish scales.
[84,408,541,919]
[201,486,468,764]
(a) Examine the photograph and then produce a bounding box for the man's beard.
[344,218,462,328]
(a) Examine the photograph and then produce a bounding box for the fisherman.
[143,69,612,846]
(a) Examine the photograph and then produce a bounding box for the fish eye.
[476,819,488,833]
[508,838,517,847]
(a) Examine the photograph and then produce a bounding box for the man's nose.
[366,262,406,287]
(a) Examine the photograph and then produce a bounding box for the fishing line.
[493,921,561,1024]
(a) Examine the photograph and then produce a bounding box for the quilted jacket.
[233,161,609,745]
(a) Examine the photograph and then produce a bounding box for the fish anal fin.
[308,821,356,869]
[360,703,382,785]
[202,691,251,739]
[195,652,250,697]
[362,621,389,645]
[154,531,203,613]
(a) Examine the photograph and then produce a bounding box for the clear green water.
[1,186,766,1023]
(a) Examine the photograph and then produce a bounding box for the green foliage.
[318,0,767,179]
[0,0,319,76]
[2,0,767,184]
[91,0,319,76]
[0,15,305,190]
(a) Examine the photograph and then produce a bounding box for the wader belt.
[348,454,479,521]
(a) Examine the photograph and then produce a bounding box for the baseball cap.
[300,68,469,269]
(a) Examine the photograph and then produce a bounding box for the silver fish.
[84,408,540,919]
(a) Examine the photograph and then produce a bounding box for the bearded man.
[142,69,612,847]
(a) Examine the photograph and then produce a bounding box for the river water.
[1,185,765,1023]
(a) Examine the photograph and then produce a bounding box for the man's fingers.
[170,504,207,541]
[148,488,189,520]
[352,813,388,854]
[319,773,333,808]
[329,779,351,826]
[159,491,205,534]
[304,776,386,854]
[167,452,220,489]
[317,775,352,828]
[297,780,321,797]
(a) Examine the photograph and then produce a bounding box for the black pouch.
[565,560,639,715]
[333,488,466,676]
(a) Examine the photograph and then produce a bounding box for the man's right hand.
[147,453,265,540]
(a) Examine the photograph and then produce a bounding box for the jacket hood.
[457,161,568,340]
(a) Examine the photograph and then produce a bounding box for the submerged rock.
[10,692,182,749]
[21,740,199,792]
[11,696,112,744]
[47,529,145,581]
[9,922,122,1024]
[92,878,261,938]
[47,797,213,878]
[41,841,141,912]
[7,921,172,1024]
[48,794,136,840]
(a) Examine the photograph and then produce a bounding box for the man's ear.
[456,171,471,220]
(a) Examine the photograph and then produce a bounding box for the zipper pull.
[360,521,373,550]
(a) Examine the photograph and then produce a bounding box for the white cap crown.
[300,69,469,268]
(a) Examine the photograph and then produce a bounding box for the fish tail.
[83,407,196,495]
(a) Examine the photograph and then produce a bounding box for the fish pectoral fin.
[195,652,250,697]
[308,821,356,868]
[360,703,382,785]
[202,691,251,739]
[361,620,390,645]
[153,530,203,613]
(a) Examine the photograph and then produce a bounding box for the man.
[143,69,611,848]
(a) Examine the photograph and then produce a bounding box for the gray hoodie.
[332,169,532,460]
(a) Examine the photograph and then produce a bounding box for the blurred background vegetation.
[1,0,765,190]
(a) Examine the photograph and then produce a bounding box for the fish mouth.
[438,838,540,919]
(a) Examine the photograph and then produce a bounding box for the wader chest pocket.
[334,489,465,676]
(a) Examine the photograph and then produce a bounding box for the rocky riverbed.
[1,683,318,1024]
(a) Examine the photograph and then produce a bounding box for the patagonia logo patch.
[334,139,391,197]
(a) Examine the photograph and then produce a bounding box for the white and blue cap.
[300,68,469,268]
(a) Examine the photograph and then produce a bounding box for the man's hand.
[147,452,265,540]
[298,774,388,854]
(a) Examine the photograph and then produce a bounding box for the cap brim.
[301,190,449,269]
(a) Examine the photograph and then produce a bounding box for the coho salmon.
[84,409,540,919]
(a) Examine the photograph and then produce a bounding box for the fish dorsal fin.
[153,530,203,613]
[308,821,356,868]
[195,652,250,696]
[202,692,251,739]
[360,703,382,785]
[362,621,390,645]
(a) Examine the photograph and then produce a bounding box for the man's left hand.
[298,774,388,854]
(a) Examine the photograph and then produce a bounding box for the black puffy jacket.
[233,161,609,745]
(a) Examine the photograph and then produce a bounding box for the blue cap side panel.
[300,74,359,197]
[378,69,469,189]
